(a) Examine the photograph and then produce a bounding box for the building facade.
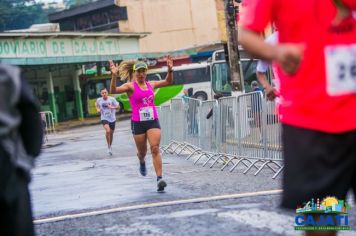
[49,0,128,32]
[1,0,234,122]
[0,32,145,121]
[49,0,229,54]
[116,0,227,53]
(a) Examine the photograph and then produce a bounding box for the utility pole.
[223,0,242,91]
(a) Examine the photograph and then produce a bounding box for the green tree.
[36,3,59,25]
[0,0,54,32]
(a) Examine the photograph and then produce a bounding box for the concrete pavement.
[32,121,356,235]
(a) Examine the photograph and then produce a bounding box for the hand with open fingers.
[275,44,304,75]
[109,60,119,75]
[166,55,173,71]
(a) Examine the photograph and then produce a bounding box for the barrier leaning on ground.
[158,92,283,179]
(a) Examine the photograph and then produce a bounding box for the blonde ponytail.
[118,60,136,82]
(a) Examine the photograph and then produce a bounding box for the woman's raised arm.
[151,55,174,89]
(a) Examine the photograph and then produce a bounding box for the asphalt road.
[31,120,356,236]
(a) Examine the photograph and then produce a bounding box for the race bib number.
[139,106,154,121]
[103,110,112,118]
[325,44,356,96]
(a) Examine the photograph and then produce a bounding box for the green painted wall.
[75,90,84,120]
[48,92,58,123]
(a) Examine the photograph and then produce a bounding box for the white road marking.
[138,208,220,220]
[218,209,302,236]
[34,189,282,224]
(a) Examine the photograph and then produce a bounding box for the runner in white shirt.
[256,31,280,101]
[95,88,119,156]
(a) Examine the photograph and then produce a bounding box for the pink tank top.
[129,81,158,122]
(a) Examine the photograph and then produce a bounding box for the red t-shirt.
[342,0,356,9]
[240,0,356,133]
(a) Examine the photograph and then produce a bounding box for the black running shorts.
[131,119,161,135]
[281,124,356,209]
[101,120,115,130]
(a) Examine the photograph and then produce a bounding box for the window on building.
[88,81,105,99]
[171,67,210,85]
[64,85,75,102]
[29,81,49,106]
[146,73,162,81]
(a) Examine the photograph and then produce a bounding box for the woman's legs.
[132,124,165,191]
[147,128,166,192]
[103,124,111,148]
[133,133,147,162]
[146,128,162,177]
[133,133,148,176]
[109,129,114,147]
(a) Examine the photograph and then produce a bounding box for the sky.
[37,0,63,2]
[35,0,65,9]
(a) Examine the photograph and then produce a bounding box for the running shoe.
[139,161,147,176]
[157,179,167,192]
[107,147,112,156]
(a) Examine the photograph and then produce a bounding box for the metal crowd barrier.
[221,92,283,179]
[159,98,203,158]
[40,111,56,144]
[159,93,284,179]
[200,100,219,153]
[157,105,171,147]
[184,98,201,148]
[40,111,56,133]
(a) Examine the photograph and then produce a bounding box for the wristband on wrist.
[168,69,174,73]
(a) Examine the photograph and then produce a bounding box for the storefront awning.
[0,32,148,65]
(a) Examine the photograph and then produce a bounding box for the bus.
[83,62,212,116]
[210,49,278,133]
[210,49,268,96]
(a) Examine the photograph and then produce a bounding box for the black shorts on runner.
[101,120,115,130]
[131,119,161,135]
[281,124,356,209]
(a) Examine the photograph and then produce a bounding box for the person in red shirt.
[239,1,355,235]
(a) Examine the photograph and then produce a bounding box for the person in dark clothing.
[0,63,43,236]
[206,93,223,119]
[250,81,264,140]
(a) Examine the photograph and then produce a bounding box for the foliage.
[0,0,58,32]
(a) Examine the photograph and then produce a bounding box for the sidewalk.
[54,113,132,132]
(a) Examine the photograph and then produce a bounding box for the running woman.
[109,56,173,192]
[95,88,119,156]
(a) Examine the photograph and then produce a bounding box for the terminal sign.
[0,37,137,58]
